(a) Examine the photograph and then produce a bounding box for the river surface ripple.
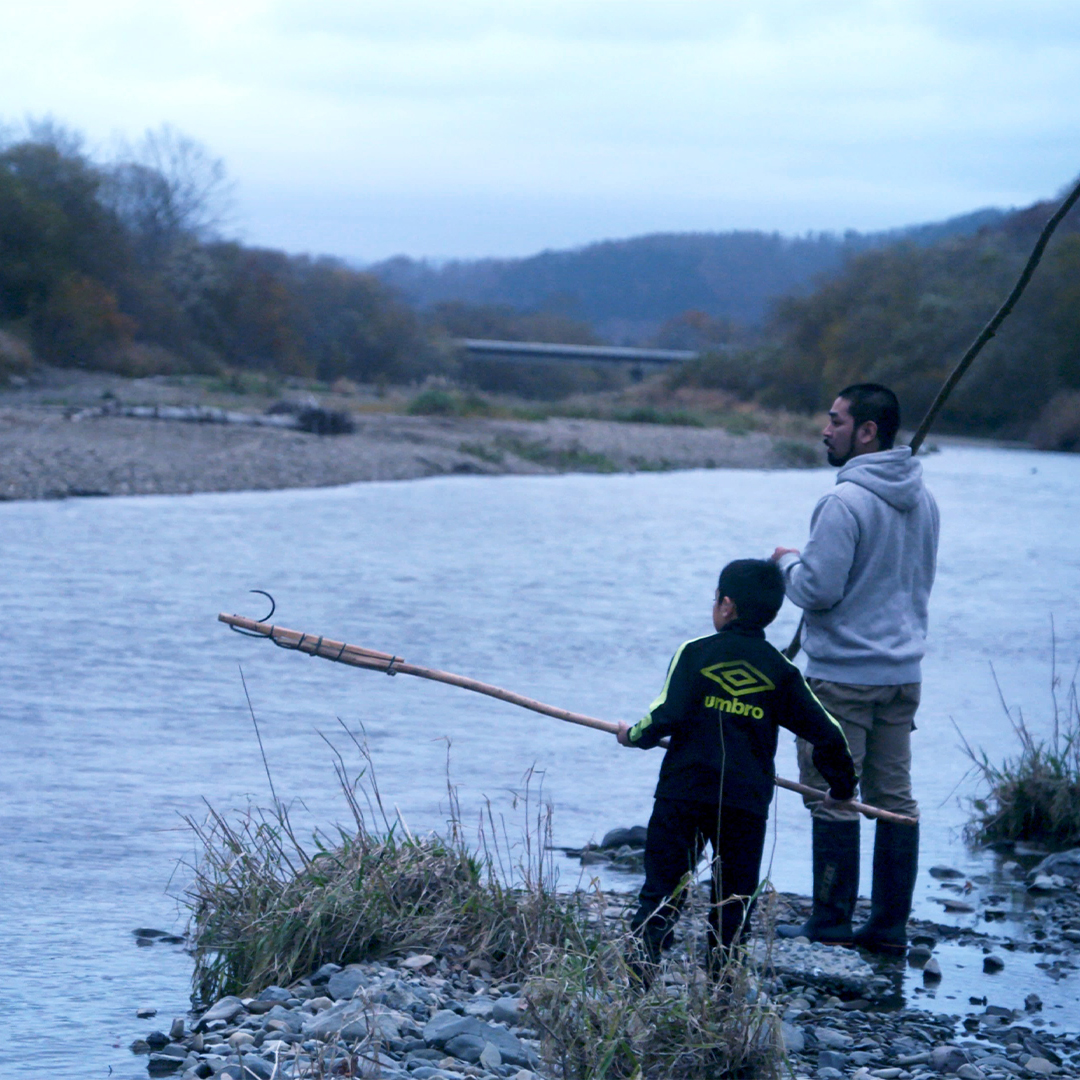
[2,445,1080,1073]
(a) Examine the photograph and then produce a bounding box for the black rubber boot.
[777,818,859,943]
[852,820,919,955]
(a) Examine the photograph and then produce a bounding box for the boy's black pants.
[630,797,767,961]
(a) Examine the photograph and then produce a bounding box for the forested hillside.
[369,210,1005,340]
[672,197,1080,444]
[0,124,435,385]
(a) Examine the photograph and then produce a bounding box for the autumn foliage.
[0,123,434,383]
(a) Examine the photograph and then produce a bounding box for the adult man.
[772,383,939,954]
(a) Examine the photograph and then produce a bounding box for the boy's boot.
[852,820,919,956]
[777,818,859,943]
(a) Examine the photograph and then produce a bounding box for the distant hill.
[675,195,1080,443]
[369,209,1006,342]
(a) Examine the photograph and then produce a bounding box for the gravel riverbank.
[128,839,1080,1080]
[0,407,821,501]
[0,369,822,501]
[129,909,1080,1080]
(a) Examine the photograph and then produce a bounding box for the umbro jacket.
[628,621,857,815]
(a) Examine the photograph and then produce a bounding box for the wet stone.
[1024,1058,1056,1076]
[309,962,341,985]
[932,1045,972,1071]
[195,995,246,1029]
[146,1053,184,1075]
[445,1032,487,1062]
[814,1026,853,1049]
[491,996,524,1026]
[326,964,368,1000]
[781,1022,805,1052]
[600,826,648,848]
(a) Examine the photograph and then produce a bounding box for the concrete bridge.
[456,338,699,365]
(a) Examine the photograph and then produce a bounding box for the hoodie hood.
[835,446,924,512]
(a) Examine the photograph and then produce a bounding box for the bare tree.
[105,125,233,258]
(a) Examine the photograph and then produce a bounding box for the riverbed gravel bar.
[0,407,821,500]
[0,368,822,500]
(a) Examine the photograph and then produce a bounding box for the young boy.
[617,558,857,969]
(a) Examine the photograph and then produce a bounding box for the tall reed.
[960,641,1080,849]
[183,728,589,1003]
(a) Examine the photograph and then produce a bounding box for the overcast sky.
[3,1,1079,261]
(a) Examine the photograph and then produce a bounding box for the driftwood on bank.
[220,611,917,826]
[68,402,355,435]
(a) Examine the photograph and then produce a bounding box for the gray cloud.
[1,1,1078,258]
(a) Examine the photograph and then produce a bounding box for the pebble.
[929,866,965,879]
[815,1026,854,1049]
[781,1021,805,1052]
[939,898,977,913]
[1025,1056,1057,1075]
[1029,875,1067,893]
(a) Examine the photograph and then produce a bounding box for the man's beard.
[825,444,853,467]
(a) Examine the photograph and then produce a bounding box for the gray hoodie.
[778,447,939,685]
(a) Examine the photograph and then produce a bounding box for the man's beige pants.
[796,680,920,822]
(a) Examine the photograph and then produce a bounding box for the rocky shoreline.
[127,840,1080,1080]
[129,916,1078,1080]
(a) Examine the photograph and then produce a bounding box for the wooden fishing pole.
[219,610,916,826]
[783,173,1080,661]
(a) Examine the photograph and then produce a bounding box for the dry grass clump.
[525,904,782,1079]
[184,734,589,1004]
[961,649,1080,849]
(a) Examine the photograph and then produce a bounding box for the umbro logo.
[700,661,775,697]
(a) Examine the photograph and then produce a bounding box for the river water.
[3,445,1080,1074]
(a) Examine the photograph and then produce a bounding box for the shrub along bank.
[962,666,1080,851]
